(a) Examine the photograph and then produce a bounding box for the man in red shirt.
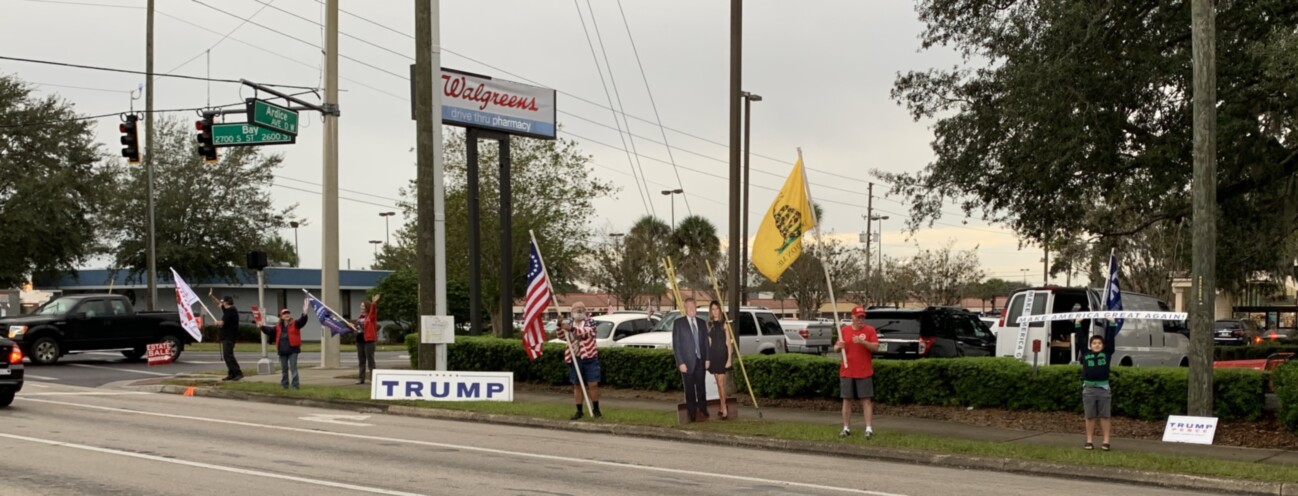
[834,305,880,439]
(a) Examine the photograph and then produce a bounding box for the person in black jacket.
[1080,334,1112,451]
[211,293,242,381]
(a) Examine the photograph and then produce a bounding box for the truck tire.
[161,335,184,362]
[122,347,146,361]
[30,337,61,365]
[0,388,14,407]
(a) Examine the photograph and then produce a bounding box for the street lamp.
[289,221,301,268]
[379,212,396,246]
[369,240,382,258]
[740,91,761,305]
[661,189,684,226]
[1021,268,1031,284]
[870,215,890,283]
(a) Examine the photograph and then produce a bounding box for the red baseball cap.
[851,305,866,318]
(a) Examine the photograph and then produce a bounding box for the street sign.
[212,123,296,147]
[247,98,300,135]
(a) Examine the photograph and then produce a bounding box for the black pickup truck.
[1,294,192,365]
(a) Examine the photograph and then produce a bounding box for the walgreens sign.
[438,68,556,140]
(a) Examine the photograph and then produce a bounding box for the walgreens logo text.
[442,75,539,112]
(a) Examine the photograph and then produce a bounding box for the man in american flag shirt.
[557,301,602,420]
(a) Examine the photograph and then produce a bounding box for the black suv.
[1,337,25,407]
[866,307,996,359]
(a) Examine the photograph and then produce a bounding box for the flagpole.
[1098,248,1115,338]
[706,260,762,419]
[529,230,593,416]
[797,148,846,368]
[301,289,359,332]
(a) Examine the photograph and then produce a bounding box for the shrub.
[410,336,1268,420]
[1275,362,1298,433]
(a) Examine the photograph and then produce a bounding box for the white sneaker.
[839,428,851,438]
[865,429,874,440]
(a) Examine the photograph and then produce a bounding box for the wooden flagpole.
[530,230,593,416]
[797,148,846,368]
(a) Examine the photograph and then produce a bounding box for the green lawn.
[205,381,1298,484]
[185,343,405,353]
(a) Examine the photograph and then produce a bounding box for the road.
[1,382,1217,496]
[19,350,408,387]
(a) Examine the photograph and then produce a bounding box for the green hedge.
[1215,344,1298,361]
[1276,362,1298,433]
[407,335,1269,421]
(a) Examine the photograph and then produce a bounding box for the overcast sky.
[2,0,1056,286]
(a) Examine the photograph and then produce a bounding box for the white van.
[995,287,1189,367]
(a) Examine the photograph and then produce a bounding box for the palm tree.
[626,215,672,309]
[671,215,722,295]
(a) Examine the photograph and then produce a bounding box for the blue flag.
[306,293,353,336]
[1104,252,1124,353]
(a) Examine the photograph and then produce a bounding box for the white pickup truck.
[778,319,836,354]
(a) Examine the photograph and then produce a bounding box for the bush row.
[1276,363,1298,433]
[1215,344,1298,362]
[407,335,1269,421]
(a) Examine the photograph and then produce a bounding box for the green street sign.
[247,98,299,135]
[212,123,296,147]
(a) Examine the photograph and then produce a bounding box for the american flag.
[523,240,552,360]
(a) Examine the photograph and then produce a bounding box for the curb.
[146,385,1295,496]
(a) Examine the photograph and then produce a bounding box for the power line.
[272,181,400,210]
[572,0,653,218]
[0,104,240,129]
[14,0,138,9]
[0,55,319,90]
[29,81,130,94]
[159,0,278,77]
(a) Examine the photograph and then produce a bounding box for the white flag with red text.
[170,268,203,342]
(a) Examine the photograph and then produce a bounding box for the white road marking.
[299,413,372,426]
[180,361,223,364]
[26,383,50,388]
[20,392,150,396]
[22,374,61,381]
[20,398,905,496]
[67,363,171,376]
[0,432,424,496]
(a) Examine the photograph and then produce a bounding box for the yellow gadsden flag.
[751,158,817,282]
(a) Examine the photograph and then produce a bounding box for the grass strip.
[198,381,1298,484]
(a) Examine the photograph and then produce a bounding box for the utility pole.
[320,0,341,369]
[145,0,157,311]
[415,0,447,370]
[1188,0,1217,417]
[727,0,742,325]
[1043,245,1050,286]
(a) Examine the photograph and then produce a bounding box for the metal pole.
[864,184,873,301]
[145,0,157,311]
[467,129,481,335]
[384,215,391,246]
[670,195,676,227]
[293,227,299,267]
[877,217,883,293]
[415,0,447,370]
[727,0,742,328]
[257,269,271,374]
[320,0,341,368]
[499,136,513,338]
[1188,0,1216,417]
[741,95,751,306]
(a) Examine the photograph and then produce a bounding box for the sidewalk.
[238,366,1298,467]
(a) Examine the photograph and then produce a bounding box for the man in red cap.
[834,305,880,439]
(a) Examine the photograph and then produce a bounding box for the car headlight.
[8,325,27,338]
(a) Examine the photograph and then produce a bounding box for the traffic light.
[196,115,218,163]
[119,114,140,164]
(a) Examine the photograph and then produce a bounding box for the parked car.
[0,337,23,407]
[548,313,659,348]
[866,307,996,359]
[1214,319,1263,346]
[979,317,1000,335]
[996,286,1188,367]
[615,306,786,355]
[779,319,836,354]
[1,294,193,365]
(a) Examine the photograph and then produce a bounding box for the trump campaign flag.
[303,290,356,336]
[169,268,204,342]
[751,157,817,282]
[1102,251,1124,354]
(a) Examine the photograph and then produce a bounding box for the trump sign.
[371,370,513,402]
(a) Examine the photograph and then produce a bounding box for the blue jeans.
[279,352,299,389]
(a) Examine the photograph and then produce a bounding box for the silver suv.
[614,306,787,355]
